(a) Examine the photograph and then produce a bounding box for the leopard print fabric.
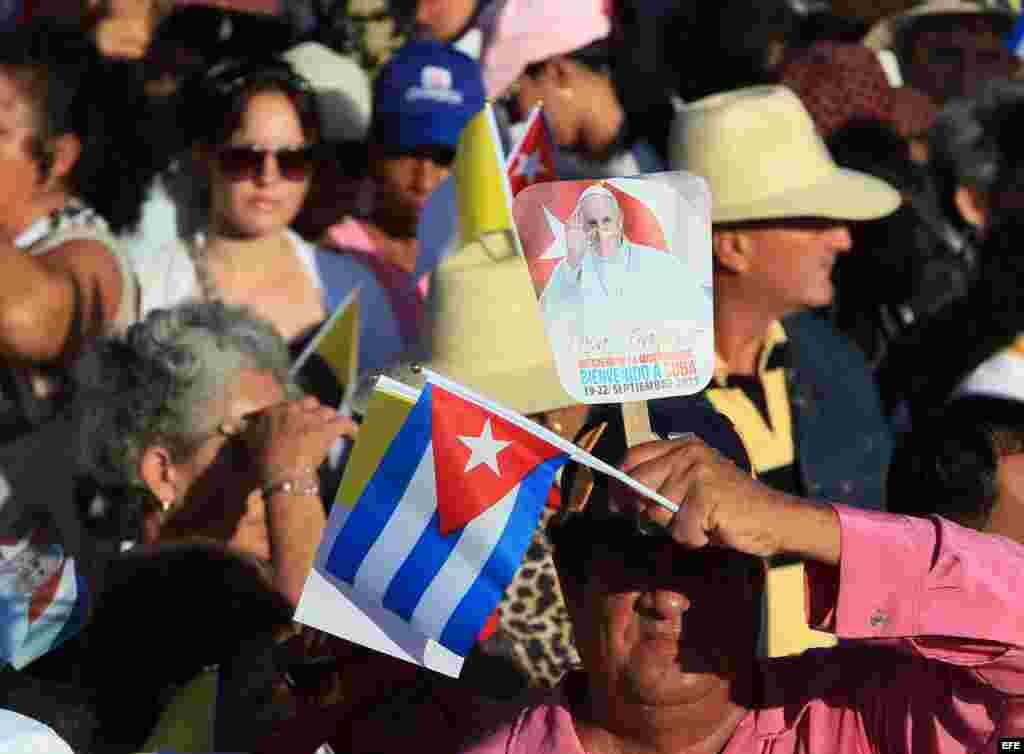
[489,506,580,688]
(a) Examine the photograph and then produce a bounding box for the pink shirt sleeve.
[807,504,1024,695]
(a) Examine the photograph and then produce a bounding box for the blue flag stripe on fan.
[439,454,567,655]
[325,385,434,584]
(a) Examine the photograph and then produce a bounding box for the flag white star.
[513,149,544,182]
[539,205,567,261]
[457,419,513,476]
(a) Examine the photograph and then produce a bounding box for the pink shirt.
[462,505,1024,754]
[327,218,431,301]
[324,218,427,348]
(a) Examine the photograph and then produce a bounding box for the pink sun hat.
[480,0,612,98]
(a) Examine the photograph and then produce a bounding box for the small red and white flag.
[507,105,558,197]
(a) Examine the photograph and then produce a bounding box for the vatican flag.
[454,103,518,250]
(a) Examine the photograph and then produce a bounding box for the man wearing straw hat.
[665,84,901,657]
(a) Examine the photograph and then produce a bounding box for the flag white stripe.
[352,442,437,602]
[410,481,520,639]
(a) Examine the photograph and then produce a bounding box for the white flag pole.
[419,369,679,515]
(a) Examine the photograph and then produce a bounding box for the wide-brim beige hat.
[863,0,1015,51]
[282,42,373,143]
[670,85,901,224]
[416,231,574,416]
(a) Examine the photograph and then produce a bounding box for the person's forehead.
[586,528,751,573]
[733,217,846,241]
[225,367,285,421]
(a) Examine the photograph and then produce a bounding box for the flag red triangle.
[431,385,564,536]
[507,109,558,197]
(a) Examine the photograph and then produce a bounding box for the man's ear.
[954,184,988,231]
[139,445,180,512]
[713,229,754,275]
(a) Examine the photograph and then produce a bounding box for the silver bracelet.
[262,477,321,499]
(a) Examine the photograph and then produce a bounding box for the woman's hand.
[608,436,841,565]
[241,396,357,484]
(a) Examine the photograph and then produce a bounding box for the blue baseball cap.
[371,39,486,154]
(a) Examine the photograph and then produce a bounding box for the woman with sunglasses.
[136,58,346,345]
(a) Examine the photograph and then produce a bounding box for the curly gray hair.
[72,300,298,492]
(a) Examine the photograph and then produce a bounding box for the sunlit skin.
[200,89,325,341]
[0,66,125,363]
[416,0,478,43]
[513,59,624,159]
[0,68,62,241]
[208,91,312,241]
[713,219,852,377]
[736,220,852,314]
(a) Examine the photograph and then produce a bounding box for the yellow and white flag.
[290,288,361,410]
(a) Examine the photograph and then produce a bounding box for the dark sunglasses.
[216,144,318,182]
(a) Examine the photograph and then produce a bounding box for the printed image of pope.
[536,184,707,332]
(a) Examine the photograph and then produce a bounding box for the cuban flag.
[322,380,568,659]
[507,105,558,197]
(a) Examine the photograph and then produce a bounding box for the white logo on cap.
[422,65,452,91]
[406,65,465,106]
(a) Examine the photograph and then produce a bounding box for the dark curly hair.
[182,56,322,148]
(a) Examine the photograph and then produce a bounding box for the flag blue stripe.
[324,385,435,584]
[439,455,567,655]
[1009,15,1024,55]
[381,507,460,621]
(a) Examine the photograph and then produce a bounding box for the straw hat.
[417,231,574,416]
[863,0,1015,51]
[670,85,901,224]
[282,42,373,143]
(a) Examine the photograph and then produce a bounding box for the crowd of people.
[2,0,1024,751]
